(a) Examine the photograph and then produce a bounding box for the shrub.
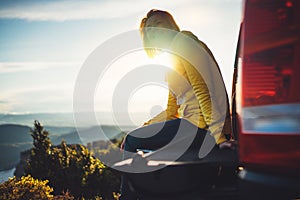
[0,175,53,200]
[53,191,74,200]
[25,121,120,199]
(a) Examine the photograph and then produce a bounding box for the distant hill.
[52,131,82,145]
[0,124,80,171]
[0,123,131,171]
[44,126,77,136]
[75,125,126,144]
[0,124,78,145]
[0,124,31,144]
[0,113,76,127]
[0,112,147,128]
[0,124,32,170]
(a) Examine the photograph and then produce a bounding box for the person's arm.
[170,31,231,145]
[143,91,179,125]
[182,59,227,144]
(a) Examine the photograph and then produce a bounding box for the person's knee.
[123,133,136,152]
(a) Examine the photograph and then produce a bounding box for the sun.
[149,52,174,69]
[94,50,174,126]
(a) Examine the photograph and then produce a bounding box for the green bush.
[0,175,54,200]
[0,175,76,200]
[25,121,120,199]
[53,191,74,200]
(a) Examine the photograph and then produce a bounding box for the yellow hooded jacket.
[144,31,232,144]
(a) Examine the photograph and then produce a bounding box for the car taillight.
[238,0,300,172]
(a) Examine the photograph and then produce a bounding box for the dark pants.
[119,118,208,199]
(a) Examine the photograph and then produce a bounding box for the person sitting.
[119,9,234,200]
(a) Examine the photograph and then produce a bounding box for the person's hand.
[219,139,237,150]
[120,139,125,151]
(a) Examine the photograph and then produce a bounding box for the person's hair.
[140,9,180,57]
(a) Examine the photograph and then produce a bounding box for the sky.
[0,0,243,122]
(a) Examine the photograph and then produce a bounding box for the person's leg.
[119,119,181,200]
[119,175,136,200]
[119,119,210,199]
[123,118,182,154]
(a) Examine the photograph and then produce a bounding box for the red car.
[234,0,300,199]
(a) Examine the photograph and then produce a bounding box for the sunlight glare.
[94,50,173,126]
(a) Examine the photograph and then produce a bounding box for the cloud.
[0,61,80,74]
[0,0,242,21]
[0,0,186,21]
[0,85,74,113]
[0,97,13,113]
[0,61,81,113]
[0,100,8,104]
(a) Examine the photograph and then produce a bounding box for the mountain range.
[0,122,133,171]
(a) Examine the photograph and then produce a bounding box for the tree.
[26,120,52,180]
[25,121,120,199]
